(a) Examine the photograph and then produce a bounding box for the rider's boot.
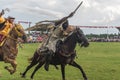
[44,50,53,71]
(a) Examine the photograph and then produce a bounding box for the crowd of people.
[27,32,47,43]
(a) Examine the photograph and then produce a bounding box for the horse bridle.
[7,26,24,41]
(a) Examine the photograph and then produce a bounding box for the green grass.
[0,42,120,80]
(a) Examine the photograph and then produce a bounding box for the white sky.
[0,0,120,34]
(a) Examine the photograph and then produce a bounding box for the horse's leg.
[69,61,87,80]
[4,57,17,74]
[30,62,44,79]
[21,59,39,78]
[61,64,66,80]
[21,52,40,78]
[10,60,17,74]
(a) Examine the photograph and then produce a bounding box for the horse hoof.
[10,71,14,75]
[20,73,26,78]
[31,78,34,80]
[4,66,8,69]
[84,78,88,80]
[44,65,49,71]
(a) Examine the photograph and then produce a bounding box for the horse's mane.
[63,31,76,43]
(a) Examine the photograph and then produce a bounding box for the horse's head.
[74,27,89,47]
[13,24,27,42]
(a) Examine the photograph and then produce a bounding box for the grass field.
[0,42,120,80]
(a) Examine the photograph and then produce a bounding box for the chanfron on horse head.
[21,27,89,80]
[0,23,27,74]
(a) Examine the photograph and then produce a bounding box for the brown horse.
[21,27,89,80]
[0,23,27,74]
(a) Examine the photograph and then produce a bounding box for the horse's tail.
[28,50,40,63]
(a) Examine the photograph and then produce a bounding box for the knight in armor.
[39,12,75,71]
[38,1,83,71]
[0,9,15,42]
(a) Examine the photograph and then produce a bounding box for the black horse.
[21,27,89,80]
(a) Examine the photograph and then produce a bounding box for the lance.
[65,1,83,19]
[54,1,83,26]
[72,1,83,15]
